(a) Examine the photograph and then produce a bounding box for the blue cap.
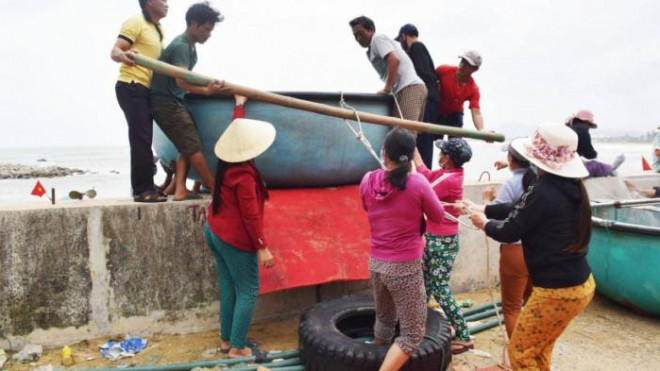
[395,23,418,41]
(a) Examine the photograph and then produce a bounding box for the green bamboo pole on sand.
[469,318,503,335]
[462,301,502,317]
[133,54,505,143]
[465,307,503,322]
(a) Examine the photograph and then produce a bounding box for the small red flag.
[642,156,652,171]
[31,181,46,197]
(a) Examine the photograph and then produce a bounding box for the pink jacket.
[417,165,464,236]
[360,169,445,262]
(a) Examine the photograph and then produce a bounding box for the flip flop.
[451,340,475,355]
[134,190,167,203]
[246,341,268,363]
[173,193,203,201]
[220,340,257,355]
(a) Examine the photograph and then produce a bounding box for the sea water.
[0,142,654,203]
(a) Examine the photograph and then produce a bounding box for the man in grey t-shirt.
[349,16,427,123]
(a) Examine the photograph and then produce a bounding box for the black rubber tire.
[299,295,452,371]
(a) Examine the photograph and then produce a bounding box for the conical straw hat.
[214,118,276,163]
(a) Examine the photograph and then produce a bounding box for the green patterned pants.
[423,233,471,341]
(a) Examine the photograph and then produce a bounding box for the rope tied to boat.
[483,230,511,369]
[460,204,510,369]
[339,94,483,231]
[339,92,384,169]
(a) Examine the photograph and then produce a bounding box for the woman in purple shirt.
[360,129,445,371]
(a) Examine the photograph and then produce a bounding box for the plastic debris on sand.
[12,343,43,363]
[99,337,148,361]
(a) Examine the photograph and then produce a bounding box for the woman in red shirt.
[204,96,276,359]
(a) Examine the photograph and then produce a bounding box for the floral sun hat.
[510,125,589,178]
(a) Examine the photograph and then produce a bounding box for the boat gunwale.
[591,216,660,236]
[590,198,660,209]
[186,91,394,104]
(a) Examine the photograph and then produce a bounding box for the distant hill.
[489,123,658,143]
[489,122,536,139]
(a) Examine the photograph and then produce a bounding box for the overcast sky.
[0,0,658,148]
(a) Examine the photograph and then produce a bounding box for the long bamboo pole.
[134,54,505,142]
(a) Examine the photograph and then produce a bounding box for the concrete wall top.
[1,173,658,348]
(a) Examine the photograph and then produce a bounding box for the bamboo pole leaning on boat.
[132,54,505,143]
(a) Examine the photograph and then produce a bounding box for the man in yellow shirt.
[110,0,168,202]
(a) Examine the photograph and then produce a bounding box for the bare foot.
[228,347,252,358]
[451,340,475,355]
[172,188,195,201]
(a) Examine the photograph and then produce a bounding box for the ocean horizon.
[0,141,655,204]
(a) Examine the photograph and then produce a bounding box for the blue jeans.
[437,112,465,140]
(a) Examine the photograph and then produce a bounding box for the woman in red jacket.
[204,96,276,359]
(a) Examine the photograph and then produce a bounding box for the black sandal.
[133,190,167,203]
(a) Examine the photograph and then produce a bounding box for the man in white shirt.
[349,16,427,123]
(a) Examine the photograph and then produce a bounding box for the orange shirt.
[436,65,480,115]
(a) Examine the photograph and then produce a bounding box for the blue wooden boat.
[153,92,391,187]
[588,201,660,316]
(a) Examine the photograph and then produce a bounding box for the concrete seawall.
[1,174,656,349]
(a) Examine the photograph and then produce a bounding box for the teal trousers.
[204,223,259,349]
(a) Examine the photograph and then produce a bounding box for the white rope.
[341,93,473,231]
[460,206,509,369]
[339,92,384,169]
[483,232,511,370]
[391,92,404,119]
[444,211,480,231]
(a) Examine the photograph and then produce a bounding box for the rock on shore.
[0,163,85,179]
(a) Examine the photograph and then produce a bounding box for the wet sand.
[4,290,659,371]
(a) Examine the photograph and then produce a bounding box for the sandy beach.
[4,289,658,371]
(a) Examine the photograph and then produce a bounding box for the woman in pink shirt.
[413,138,474,354]
[360,129,445,371]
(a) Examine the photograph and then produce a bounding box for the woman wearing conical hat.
[204,96,276,360]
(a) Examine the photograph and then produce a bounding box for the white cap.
[459,50,482,68]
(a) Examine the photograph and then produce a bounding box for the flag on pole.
[642,156,652,171]
[31,181,46,197]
